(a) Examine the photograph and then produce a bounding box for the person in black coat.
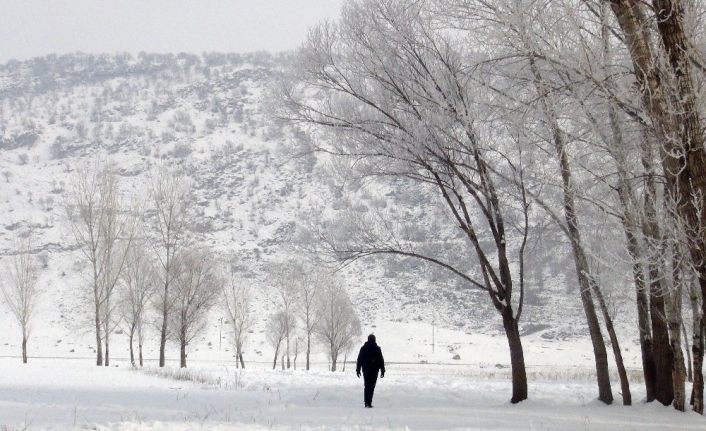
[356,334,385,408]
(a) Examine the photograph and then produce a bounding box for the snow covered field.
[1,358,704,430]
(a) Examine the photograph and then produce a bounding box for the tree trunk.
[159,307,168,368]
[690,282,704,413]
[286,332,291,369]
[670,318,687,411]
[104,334,110,367]
[647,263,674,406]
[281,352,285,370]
[129,326,135,367]
[591,278,631,405]
[529,55,613,404]
[272,343,280,370]
[306,334,311,371]
[606,53,655,401]
[95,304,103,366]
[622,209,656,400]
[569,229,613,404]
[642,175,674,405]
[502,308,528,404]
[331,351,337,372]
[22,334,27,364]
[683,321,692,382]
[669,252,686,411]
[180,338,187,368]
[239,353,245,369]
[139,343,144,367]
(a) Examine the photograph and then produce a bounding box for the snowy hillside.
[0,52,634,366]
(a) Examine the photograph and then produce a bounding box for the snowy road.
[0,358,704,430]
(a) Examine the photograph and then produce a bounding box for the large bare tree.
[280,0,532,402]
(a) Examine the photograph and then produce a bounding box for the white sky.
[0,0,345,63]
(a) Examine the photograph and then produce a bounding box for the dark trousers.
[363,370,378,406]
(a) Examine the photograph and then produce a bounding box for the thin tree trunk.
[95,301,103,366]
[602,18,655,397]
[529,55,613,404]
[139,343,144,367]
[591,278,632,405]
[104,332,110,367]
[306,335,311,371]
[281,352,285,370]
[286,331,291,369]
[129,325,136,367]
[669,251,687,411]
[690,281,704,413]
[159,304,168,368]
[331,350,337,372]
[502,308,528,404]
[239,353,245,369]
[22,334,27,364]
[622,207,656,400]
[272,343,280,370]
[235,345,241,369]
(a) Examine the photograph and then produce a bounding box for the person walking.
[356,334,385,408]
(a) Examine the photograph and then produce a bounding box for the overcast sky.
[0,0,344,63]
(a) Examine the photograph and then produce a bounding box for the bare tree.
[65,162,134,366]
[292,334,304,370]
[280,0,532,401]
[168,248,221,368]
[314,282,361,372]
[119,243,156,367]
[266,310,291,370]
[271,262,300,369]
[149,168,192,368]
[298,265,323,371]
[222,276,254,368]
[0,236,40,363]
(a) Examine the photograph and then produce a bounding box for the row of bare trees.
[266,262,361,372]
[63,162,232,368]
[278,0,706,412]
[2,171,356,371]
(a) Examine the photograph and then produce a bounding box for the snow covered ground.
[1,357,704,430]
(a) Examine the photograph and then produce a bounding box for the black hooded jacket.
[356,340,385,375]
